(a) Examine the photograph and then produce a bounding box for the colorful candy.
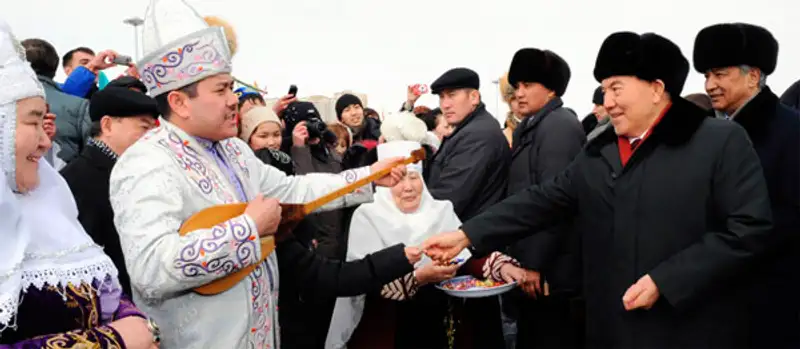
[441,277,506,290]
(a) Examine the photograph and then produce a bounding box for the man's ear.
[651,79,667,104]
[100,115,114,135]
[168,90,192,120]
[469,89,481,106]
[746,68,762,89]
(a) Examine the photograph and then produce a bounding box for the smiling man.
[694,22,800,348]
[422,31,775,348]
[107,1,418,348]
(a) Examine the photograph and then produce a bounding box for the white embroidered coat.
[109,120,372,349]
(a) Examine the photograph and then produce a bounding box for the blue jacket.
[60,66,97,99]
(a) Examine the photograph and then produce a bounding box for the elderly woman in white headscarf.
[0,21,158,348]
[326,140,525,349]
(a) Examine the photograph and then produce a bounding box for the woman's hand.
[404,246,422,264]
[108,316,158,349]
[499,264,542,298]
[415,263,459,285]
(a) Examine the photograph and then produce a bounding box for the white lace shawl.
[0,19,119,337]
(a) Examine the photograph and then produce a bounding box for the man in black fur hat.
[694,22,800,348]
[500,48,586,349]
[422,31,774,348]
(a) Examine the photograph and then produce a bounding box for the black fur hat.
[593,32,689,96]
[508,48,571,96]
[693,23,778,75]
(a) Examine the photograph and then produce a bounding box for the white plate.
[435,275,517,298]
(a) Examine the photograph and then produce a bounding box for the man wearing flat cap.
[422,31,774,348]
[499,48,586,348]
[426,67,511,221]
[694,22,800,348]
[424,67,511,348]
[60,86,159,295]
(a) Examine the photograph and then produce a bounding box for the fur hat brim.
[593,32,689,97]
[693,23,778,75]
[508,48,571,96]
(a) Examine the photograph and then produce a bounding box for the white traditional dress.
[0,20,144,348]
[111,118,374,348]
[110,1,375,347]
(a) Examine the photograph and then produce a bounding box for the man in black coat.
[693,22,800,348]
[426,67,511,221]
[61,86,160,295]
[423,31,774,349]
[425,67,511,348]
[502,48,586,348]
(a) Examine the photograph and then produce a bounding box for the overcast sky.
[5,0,798,121]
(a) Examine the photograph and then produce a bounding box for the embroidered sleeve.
[112,293,146,321]
[461,252,519,282]
[482,252,519,282]
[379,272,419,301]
[0,325,126,349]
[247,141,374,210]
[110,144,262,300]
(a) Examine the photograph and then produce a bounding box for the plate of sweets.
[436,275,517,298]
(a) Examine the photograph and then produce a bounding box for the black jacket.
[779,79,800,110]
[507,98,585,293]
[462,98,773,348]
[60,143,131,295]
[277,234,412,349]
[426,103,511,221]
[733,87,800,348]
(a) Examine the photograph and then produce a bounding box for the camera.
[111,55,133,65]
[283,101,328,140]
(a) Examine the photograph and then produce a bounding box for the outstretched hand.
[421,230,471,263]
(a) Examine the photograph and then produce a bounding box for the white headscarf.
[0,19,119,337]
[325,140,470,349]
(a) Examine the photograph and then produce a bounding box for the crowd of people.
[1,0,798,348]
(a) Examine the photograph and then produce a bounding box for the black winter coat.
[60,144,132,295]
[733,87,800,348]
[426,103,511,220]
[462,98,774,348]
[506,98,585,293]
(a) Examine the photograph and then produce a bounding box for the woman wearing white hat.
[0,20,158,349]
[326,140,526,349]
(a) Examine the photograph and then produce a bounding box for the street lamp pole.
[123,17,144,61]
[491,79,500,125]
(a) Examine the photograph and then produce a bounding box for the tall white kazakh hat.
[377,140,423,174]
[0,19,45,189]
[137,0,235,96]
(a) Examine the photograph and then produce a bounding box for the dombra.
[179,148,427,295]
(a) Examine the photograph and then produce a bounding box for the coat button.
[610,172,618,179]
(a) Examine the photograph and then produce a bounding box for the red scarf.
[617,103,671,166]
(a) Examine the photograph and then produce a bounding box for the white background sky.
[5,0,798,122]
